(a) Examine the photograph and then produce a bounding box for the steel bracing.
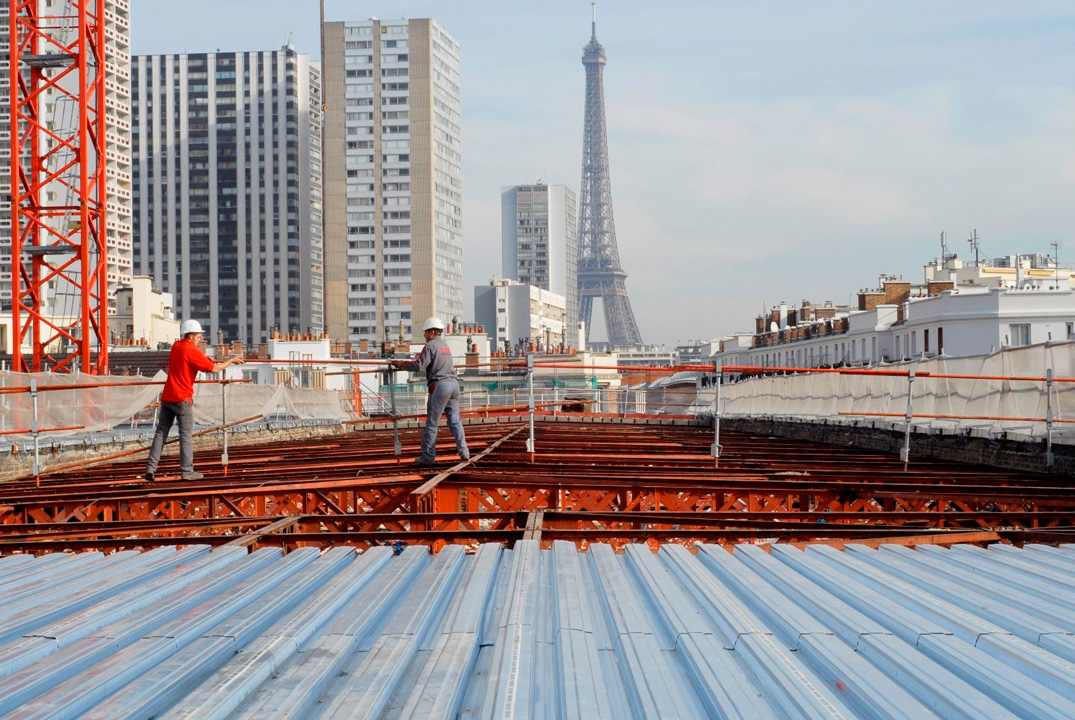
[0,418,1071,553]
[9,0,109,373]
[577,12,643,348]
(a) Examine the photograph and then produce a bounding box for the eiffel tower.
[576,4,643,348]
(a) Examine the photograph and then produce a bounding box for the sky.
[132,1,1075,346]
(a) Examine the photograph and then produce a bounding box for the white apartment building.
[715,287,1075,371]
[112,276,180,349]
[501,183,578,347]
[474,278,567,352]
[0,0,133,313]
[925,253,1074,291]
[323,18,463,343]
[131,46,323,346]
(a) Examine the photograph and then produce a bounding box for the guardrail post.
[387,368,401,460]
[1046,368,1055,470]
[221,380,229,475]
[526,354,535,461]
[901,367,916,471]
[31,379,40,483]
[711,364,722,467]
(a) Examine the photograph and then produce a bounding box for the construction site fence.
[0,371,707,442]
[2,341,1069,446]
[716,342,1074,442]
[0,370,354,440]
[358,386,712,419]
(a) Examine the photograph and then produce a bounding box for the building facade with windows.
[474,278,566,353]
[501,183,578,347]
[131,46,323,346]
[322,18,462,343]
[713,286,1075,371]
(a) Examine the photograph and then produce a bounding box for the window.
[1009,324,1031,347]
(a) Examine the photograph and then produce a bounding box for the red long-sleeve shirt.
[161,337,216,403]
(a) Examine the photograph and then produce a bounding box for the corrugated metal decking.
[0,540,1073,718]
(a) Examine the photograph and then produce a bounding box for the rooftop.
[0,539,1072,717]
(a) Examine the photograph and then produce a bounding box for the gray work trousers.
[146,400,195,474]
[421,378,468,463]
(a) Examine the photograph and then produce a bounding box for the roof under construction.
[0,539,1073,718]
[0,416,1068,551]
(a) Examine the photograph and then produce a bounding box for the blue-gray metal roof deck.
[0,540,1073,718]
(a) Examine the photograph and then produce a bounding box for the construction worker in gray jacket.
[390,317,470,465]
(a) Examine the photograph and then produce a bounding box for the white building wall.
[712,289,1075,370]
[473,278,566,352]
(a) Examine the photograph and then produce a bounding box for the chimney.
[858,290,885,311]
[926,280,954,296]
[755,316,765,334]
[882,280,911,305]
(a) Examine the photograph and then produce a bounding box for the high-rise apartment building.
[322,18,462,343]
[0,0,133,313]
[501,183,578,347]
[131,46,323,345]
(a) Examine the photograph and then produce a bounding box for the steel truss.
[0,418,1072,552]
[9,0,109,373]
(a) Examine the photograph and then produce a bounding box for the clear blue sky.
[132,1,1075,346]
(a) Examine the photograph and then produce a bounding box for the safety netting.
[0,371,357,438]
[718,342,1075,441]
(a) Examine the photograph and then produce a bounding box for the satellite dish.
[769,321,779,332]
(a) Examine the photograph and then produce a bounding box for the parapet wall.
[721,415,1066,475]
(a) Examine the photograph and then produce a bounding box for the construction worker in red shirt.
[144,320,245,481]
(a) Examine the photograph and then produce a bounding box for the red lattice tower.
[9,0,108,373]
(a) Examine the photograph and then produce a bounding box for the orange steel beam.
[0,421,1068,551]
[412,426,524,498]
[0,424,85,436]
[720,365,1075,383]
[840,411,1075,423]
[0,378,251,395]
[29,413,264,477]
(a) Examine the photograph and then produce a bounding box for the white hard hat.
[422,317,445,332]
[180,319,204,336]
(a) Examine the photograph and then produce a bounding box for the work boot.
[459,450,470,462]
[181,471,205,481]
[143,471,154,482]
[414,458,436,467]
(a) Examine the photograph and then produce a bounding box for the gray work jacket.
[401,336,458,387]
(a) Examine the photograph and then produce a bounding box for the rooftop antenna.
[591,2,597,39]
[967,229,980,267]
[1051,240,1061,289]
[940,231,947,261]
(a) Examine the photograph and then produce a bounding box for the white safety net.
[719,342,1075,441]
[0,371,357,439]
[0,371,166,436]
